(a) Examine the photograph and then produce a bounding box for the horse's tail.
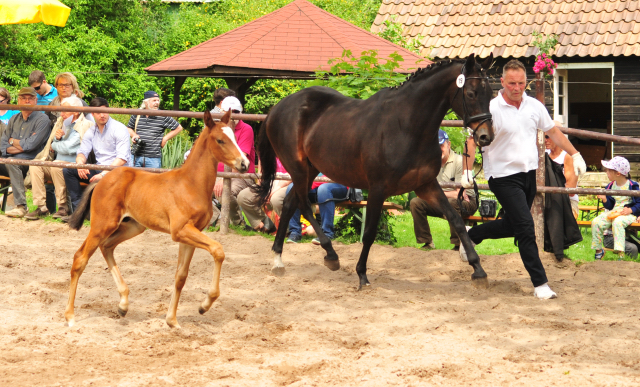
[68,182,98,230]
[252,119,276,207]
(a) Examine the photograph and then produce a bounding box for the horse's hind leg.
[65,233,102,327]
[298,201,340,270]
[415,181,487,283]
[100,219,147,318]
[165,242,196,328]
[270,189,299,276]
[170,223,224,328]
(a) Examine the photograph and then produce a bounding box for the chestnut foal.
[66,110,249,328]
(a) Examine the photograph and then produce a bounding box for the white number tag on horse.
[456,74,465,88]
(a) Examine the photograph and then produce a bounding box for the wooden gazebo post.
[533,72,546,253]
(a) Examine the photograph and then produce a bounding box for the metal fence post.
[533,73,546,253]
[219,165,232,234]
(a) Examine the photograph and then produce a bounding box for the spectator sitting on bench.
[28,70,58,106]
[45,72,91,127]
[26,96,92,220]
[285,173,348,245]
[592,157,640,260]
[0,87,52,218]
[409,130,478,250]
[602,228,640,260]
[62,97,131,220]
[0,87,19,127]
[237,158,288,233]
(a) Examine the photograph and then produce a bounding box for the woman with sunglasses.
[0,87,19,126]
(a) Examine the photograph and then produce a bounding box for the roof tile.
[372,0,640,58]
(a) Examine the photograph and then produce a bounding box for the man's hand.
[89,173,103,183]
[78,169,90,179]
[55,129,64,140]
[461,170,475,189]
[161,136,168,148]
[571,152,587,177]
[621,207,633,216]
[214,179,223,198]
[596,194,607,202]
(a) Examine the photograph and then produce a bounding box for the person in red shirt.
[212,97,256,226]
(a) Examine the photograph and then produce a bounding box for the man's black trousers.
[468,170,548,287]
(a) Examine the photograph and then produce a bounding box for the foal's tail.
[252,119,277,207]
[68,182,98,231]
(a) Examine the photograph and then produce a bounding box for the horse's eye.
[466,90,476,99]
[217,139,224,144]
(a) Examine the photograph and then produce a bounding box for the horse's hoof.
[117,307,128,317]
[199,306,207,315]
[271,266,285,276]
[471,276,489,289]
[66,319,75,327]
[323,258,340,271]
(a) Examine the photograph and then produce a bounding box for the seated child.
[592,156,640,259]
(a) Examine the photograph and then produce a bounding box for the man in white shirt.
[460,59,587,300]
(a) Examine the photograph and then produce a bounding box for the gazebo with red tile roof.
[145,0,429,109]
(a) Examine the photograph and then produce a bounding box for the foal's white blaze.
[222,126,250,167]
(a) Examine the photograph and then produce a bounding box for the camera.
[131,137,145,156]
[479,199,497,218]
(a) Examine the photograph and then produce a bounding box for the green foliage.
[162,129,193,169]
[376,16,424,54]
[308,49,412,99]
[531,31,559,56]
[334,210,397,245]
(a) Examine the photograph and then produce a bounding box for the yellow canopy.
[0,0,71,27]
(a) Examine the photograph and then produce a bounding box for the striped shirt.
[126,114,180,158]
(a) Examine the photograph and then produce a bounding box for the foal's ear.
[480,53,493,70]
[221,109,231,124]
[203,110,215,128]
[465,53,476,72]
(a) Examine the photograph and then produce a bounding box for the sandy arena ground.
[0,216,639,386]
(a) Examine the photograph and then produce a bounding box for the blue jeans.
[134,156,162,168]
[287,183,348,239]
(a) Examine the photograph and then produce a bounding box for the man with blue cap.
[126,90,183,168]
[409,130,478,250]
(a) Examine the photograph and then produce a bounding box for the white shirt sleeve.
[537,102,555,132]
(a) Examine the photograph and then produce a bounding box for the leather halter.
[453,64,493,131]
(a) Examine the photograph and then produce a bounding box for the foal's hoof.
[271,266,286,277]
[117,307,128,317]
[199,306,207,315]
[471,276,489,289]
[323,258,340,271]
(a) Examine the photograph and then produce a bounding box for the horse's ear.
[465,53,476,72]
[480,53,493,70]
[221,109,231,124]
[203,110,215,128]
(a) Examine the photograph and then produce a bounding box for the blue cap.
[438,130,449,144]
[144,90,159,100]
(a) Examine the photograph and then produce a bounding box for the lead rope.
[458,138,482,211]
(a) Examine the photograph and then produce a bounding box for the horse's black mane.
[393,58,469,90]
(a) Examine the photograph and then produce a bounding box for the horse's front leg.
[170,224,223,328]
[415,182,488,284]
[270,189,299,276]
[355,187,386,290]
[65,236,101,327]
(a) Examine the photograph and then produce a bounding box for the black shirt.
[126,114,179,158]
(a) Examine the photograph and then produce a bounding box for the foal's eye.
[217,139,224,144]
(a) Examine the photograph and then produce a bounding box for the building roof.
[146,0,428,78]
[371,0,640,59]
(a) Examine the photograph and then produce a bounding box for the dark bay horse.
[65,110,249,328]
[255,54,495,289]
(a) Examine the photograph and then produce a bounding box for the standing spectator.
[126,91,183,168]
[545,133,579,217]
[46,72,90,126]
[28,70,58,106]
[0,88,52,218]
[63,97,131,216]
[26,96,92,220]
[285,173,348,245]
[461,59,587,299]
[212,97,255,226]
[0,87,19,126]
[210,88,236,116]
[410,130,478,250]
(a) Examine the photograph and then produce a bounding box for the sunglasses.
[0,97,7,104]
[32,82,44,91]
[545,135,550,139]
